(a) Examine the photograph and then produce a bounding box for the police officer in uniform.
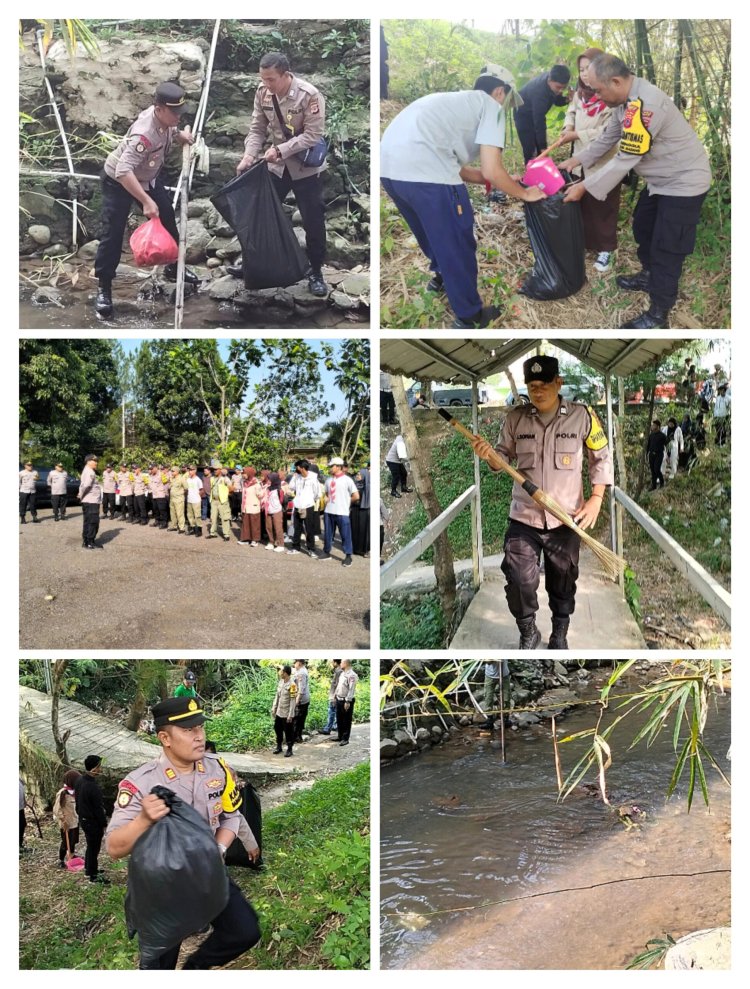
[231,52,329,297]
[117,462,134,522]
[562,54,711,329]
[167,465,188,534]
[101,463,117,519]
[94,82,198,319]
[106,696,260,969]
[48,462,69,521]
[471,357,613,649]
[78,453,103,549]
[19,461,39,524]
[149,464,170,529]
[132,465,148,524]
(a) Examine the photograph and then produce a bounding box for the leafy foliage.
[380,594,445,651]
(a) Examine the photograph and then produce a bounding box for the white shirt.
[381,90,506,185]
[385,436,408,463]
[713,395,730,418]
[288,472,321,511]
[185,476,203,504]
[324,474,357,515]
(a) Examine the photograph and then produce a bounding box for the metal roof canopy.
[380,337,689,384]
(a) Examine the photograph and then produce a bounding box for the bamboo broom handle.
[438,410,536,491]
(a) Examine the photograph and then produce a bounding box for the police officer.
[132,465,148,524]
[231,51,329,297]
[167,465,188,534]
[94,82,198,319]
[471,356,613,649]
[149,464,170,529]
[78,453,103,549]
[562,54,712,329]
[48,462,69,521]
[19,461,39,524]
[105,696,260,969]
[117,462,134,522]
[208,466,232,541]
[101,463,117,519]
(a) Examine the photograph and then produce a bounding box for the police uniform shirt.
[48,470,68,495]
[78,466,102,504]
[272,679,298,720]
[243,75,326,182]
[292,667,310,705]
[335,667,359,701]
[19,469,37,493]
[118,470,134,496]
[133,472,147,496]
[149,472,170,498]
[575,76,712,201]
[495,400,613,530]
[102,469,117,494]
[107,751,241,838]
[381,90,506,185]
[104,105,176,191]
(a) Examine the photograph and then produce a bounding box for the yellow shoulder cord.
[217,757,242,812]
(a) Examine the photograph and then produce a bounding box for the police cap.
[152,696,207,730]
[523,356,559,384]
[154,82,186,108]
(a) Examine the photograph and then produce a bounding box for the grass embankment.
[19,762,370,970]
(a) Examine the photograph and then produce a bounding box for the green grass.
[19,764,370,970]
[380,593,445,650]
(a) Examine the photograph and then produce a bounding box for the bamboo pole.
[498,665,506,764]
[174,128,191,331]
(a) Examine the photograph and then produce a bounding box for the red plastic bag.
[129,217,178,267]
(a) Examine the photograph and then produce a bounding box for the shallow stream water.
[380,673,731,970]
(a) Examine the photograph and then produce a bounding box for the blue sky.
[119,338,357,432]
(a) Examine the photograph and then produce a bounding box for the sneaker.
[339,740,349,746]
[250,541,258,547]
[306,549,318,559]
[318,729,331,735]
[286,548,299,555]
[391,491,402,499]
[265,543,274,551]
[237,539,249,545]
[342,555,353,567]
[89,875,111,885]
[273,546,285,553]
[308,270,328,296]
[593,251,612,272]
[319,552,332,561]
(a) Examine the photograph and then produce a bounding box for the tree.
[19,339,119,468]
[50,659,70,766]
[324,339,370,463]
[124,661,170,732]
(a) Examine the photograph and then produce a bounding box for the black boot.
[308,270,328,297]
[426,272,444,293]
[616,269,650,292]
[548,617,570,650]
[195,526,202,537]
[20,516,26,524]
[451,305,501,329]
[516,616,541,650]
[163,263,199,285]
[284,746,293,758]
[95,281,114,318]
[620,305,670,329]
[226,261,243,278]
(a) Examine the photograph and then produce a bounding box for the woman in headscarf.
[53,769,81,868]
[350,464,371,557]
[555,47,620,273]
[238,466,262,546]
[264,471,286,552]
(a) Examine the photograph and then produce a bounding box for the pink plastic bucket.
[522,157,565,195]
[66,856,85,872]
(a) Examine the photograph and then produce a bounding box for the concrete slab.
[450,548,645,650]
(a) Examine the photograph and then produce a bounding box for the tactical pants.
[102,492,116,518]
[94,173,179,284]
[336,697,355,742]
[324,513,353,556]
[186,500,202,529]
[134,494,147,523]
[648,452,664,489]
[80,819,103,878]
[154,497,169,527]
[632,188,707,310]
[381,177,481,322]
[294,702,310,741]
[140,877,260,970]
[19,491,37,519]
[120,494,134,520]
[292,508,317,550]
[274,716,295,751]
[501,518,580,620]
[211,499,231,537]
[51,494,68,519]
[82,503,101,545]
[168,497,186,531]
[386,460,408,495]
[273,168,326,269]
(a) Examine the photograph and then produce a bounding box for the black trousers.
[102,492,116,517]
[274,716,295,750]
[230,491,242,518]
[632,188,707,310]
[154,497,169,526]
[82,503,101,545]
[272,168,326,269]
[386,460,408,494]
[134,494,147,522]
[120,494,134,519]
[715,418,728,447]
[20,809,26,848]
[295,702,310,740]
[51,494,68,518]
[501,518,581,620]
[59,826,80,863]
[19,492,37,518]
[514,114,544,163]
[292,508,318,550]
[80,819,103,878]
[94,172,179,284]
[336,697,355,741]
[648,452,664,489]
[380,390,396,423]
[141,877,260,970]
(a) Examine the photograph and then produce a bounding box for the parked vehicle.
[407,382,488,407]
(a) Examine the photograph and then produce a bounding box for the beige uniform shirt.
[271,679,298,720]
[106,751,241,838]
[104,105,176,191]
[243,75,326,181]
[118,470,134,496]
[495,401,613,530]
[576,76,712,200]
[150,472,170,498]
[335,668,359,702]
[101,470,117,493]
[47,469,68,495]
[19,469,37,494]
[78,466,102,504]
[169,474,188,501]
[133,472,147,496]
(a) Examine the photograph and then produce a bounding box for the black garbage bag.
[125,785,229,965]
[210,163,309,289]
[520,191,586,301]
[225,782,263,870]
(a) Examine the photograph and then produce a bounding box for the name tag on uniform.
[620,98,653,156]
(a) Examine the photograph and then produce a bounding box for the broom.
[437,408,625,580]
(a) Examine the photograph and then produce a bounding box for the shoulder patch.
[117,790,133,808]
[619,98,652,156]
[309,98,320,115]
[118,779,139,796]
[585,406,608,451]
[133,134,152,150]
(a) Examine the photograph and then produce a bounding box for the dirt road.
[19,509,370,649]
